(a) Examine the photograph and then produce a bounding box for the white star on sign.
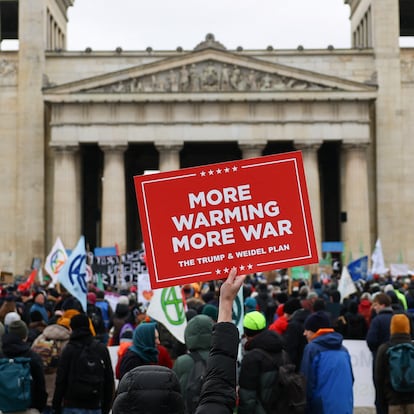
[200,171,206,177]
[208,169,214,175]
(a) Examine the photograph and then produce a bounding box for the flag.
[371,238,388,275]
[17,269,37,292]
[44,237,68,283]
[337,265,357,302]
[146,285,187,343]
[57,236,87,312]
[347,256,368,281]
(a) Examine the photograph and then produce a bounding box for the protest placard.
[134,151,318,288]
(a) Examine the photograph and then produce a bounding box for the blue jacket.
[300,330,354,414]
[366,307,394,358]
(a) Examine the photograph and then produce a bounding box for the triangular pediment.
[44,48,376,97]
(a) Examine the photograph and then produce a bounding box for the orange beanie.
[390,314,410,335]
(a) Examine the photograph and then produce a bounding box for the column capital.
[50,143,79,153]
[154,141,184,152]
[342,141,370,151]
[99,143,128,153]
[238,140,267,151]
[294,140,323,151]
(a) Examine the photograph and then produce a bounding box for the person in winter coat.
[282,298,311,371]
[112,267,245,414]
[31,319,71,411]
[375,313,414,414]
[52,313,114,414]
[1,320,48,412]
[173,314,213,411]
[118,321,160,379]
[358,292,373,327]
[300,311,354,414]
[366,293,394,414]
[238,310,289,414]
[335,300,368,339]
[109,297,132,346]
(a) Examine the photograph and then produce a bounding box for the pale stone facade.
[0,0,413,275]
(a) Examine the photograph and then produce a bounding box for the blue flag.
[57,236,87,311]
[347,256,368,281]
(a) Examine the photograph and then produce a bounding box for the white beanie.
[118,295,129,306]
[4,311,21,327]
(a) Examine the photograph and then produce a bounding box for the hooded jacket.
[375,332,414,411]
[52,326,114,414]
[173,315,213,402]
[31,323,71,405]
[1,332,48,411]
[300,330,354,414]
[238,329,287,414]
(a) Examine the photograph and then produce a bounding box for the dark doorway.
[125,143,159,251]
[81,144,103,251]
[318,141,341,242]
[180,141,242,168]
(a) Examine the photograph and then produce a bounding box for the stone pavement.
[355,408,375,414]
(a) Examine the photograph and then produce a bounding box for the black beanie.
[70,313,90,331]
[304,311,331,332]
[284,298,302,315]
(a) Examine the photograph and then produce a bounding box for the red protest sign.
[134,151,318,289]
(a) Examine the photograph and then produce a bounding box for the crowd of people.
[0,268,414,414]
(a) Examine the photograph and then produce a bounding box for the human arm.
[195,267,245,414]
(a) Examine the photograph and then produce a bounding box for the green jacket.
[172,314,213,400]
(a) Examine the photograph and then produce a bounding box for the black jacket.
[195,322,239,414]
[52,327,114,414]
[119,348,152,380]
[282,308,310,371]
[1,332,48,411]
[375,332,414,411]
[238,329,287,414]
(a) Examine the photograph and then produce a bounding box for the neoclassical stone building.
[1,0,413,275]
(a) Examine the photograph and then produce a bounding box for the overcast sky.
[67,0,352,51]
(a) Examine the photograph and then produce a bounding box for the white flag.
[371,238,388,275]
[338,265,357,302]
[57,236,87,312]
[232,284,245,337]
[147,285,187,343]
[44,237,68,283]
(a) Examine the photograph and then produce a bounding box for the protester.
[52,313,114,414]
[300,310,354,414]
[238,310,288,413]
[118,321,160,379]
[1,319,48,412]
[31,316,71,413]
[366,292,394,414]
[375,313,414,413]
[173,314,213,412]
[112,267,245,414]
[282,297,310,371]
[30,291,49,323]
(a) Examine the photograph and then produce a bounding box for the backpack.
[387,342,414,392]
[87,305,105,335]
[256,349,306,414]
[185,351,207,414]
[31,336,63,374]
[66,341,105,401]
[0,357,32,413]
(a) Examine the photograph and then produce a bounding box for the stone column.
[155,141,183,172]
[52,145,81,247]
[341,142,371,260]
[100,144,127,253]
[295,141,323,258]
[239,141,267,159]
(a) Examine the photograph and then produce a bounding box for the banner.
[90,249,147,288]
[44,237,68,283]
[146,285,187,343]
[57,236,87,311]
[134,152,318,288]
